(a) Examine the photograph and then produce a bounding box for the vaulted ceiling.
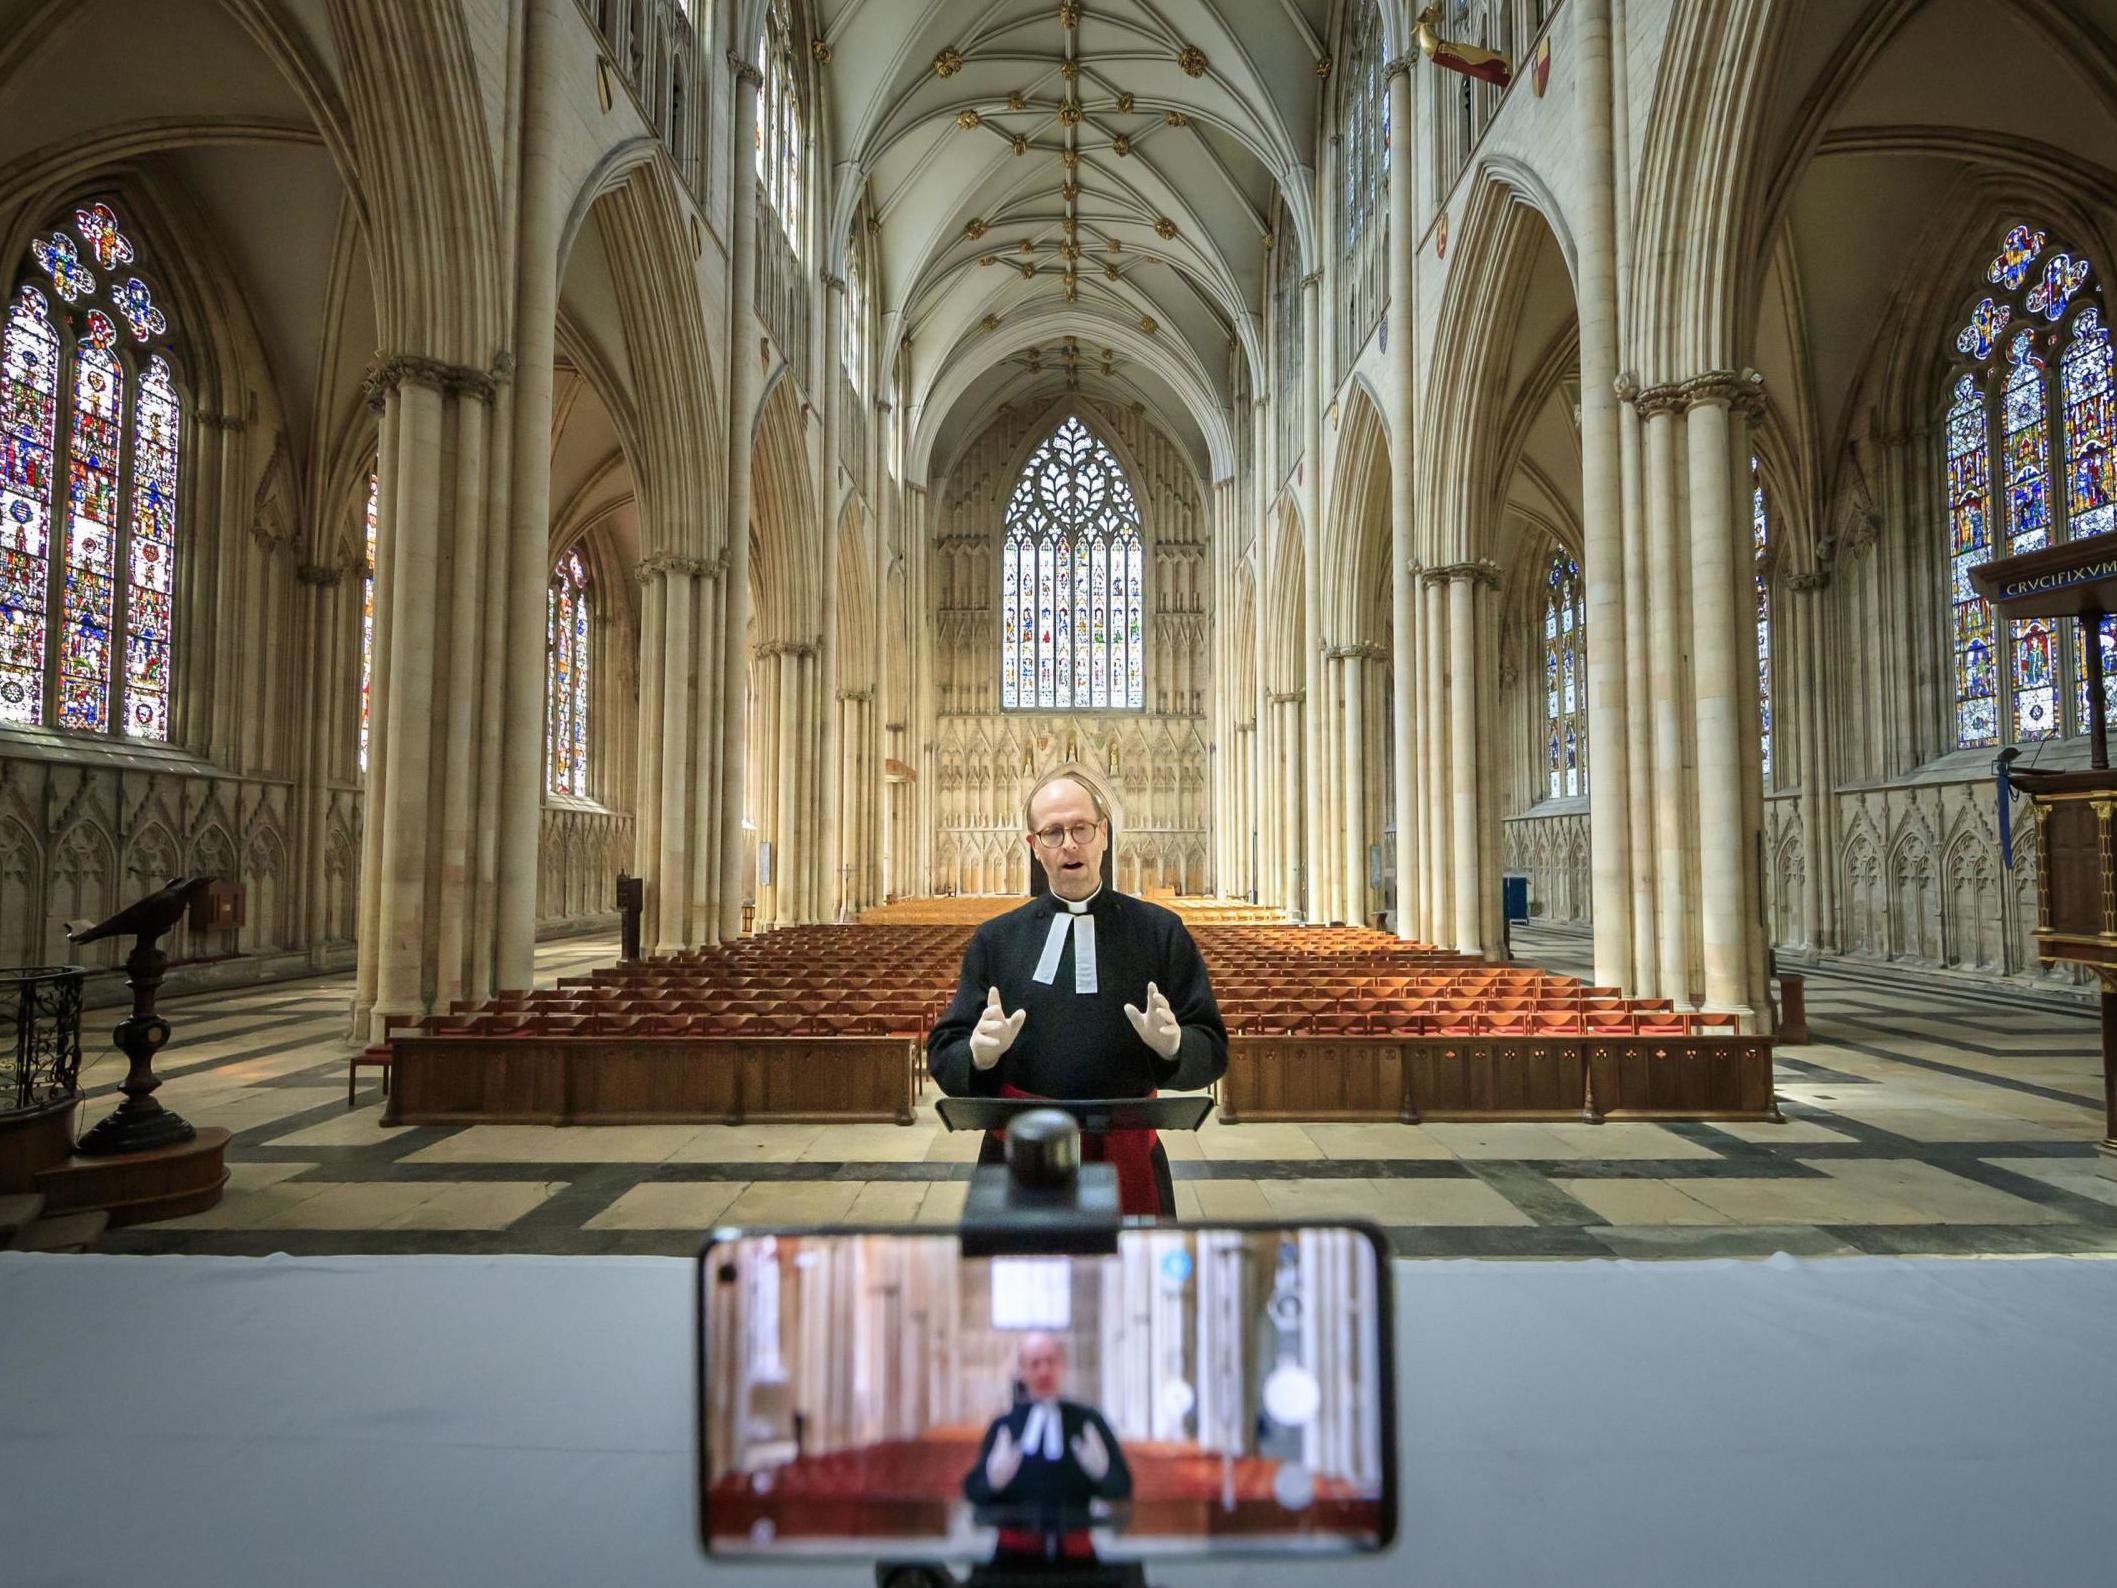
[813,0,1337,481]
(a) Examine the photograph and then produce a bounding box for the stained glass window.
[2,201,180,740]
[755,0,803,251]
[545,548,592,797]
[1000,416,1145,711]
[1753,462,1773,783]
[358,469,378,773]
[1946,225,2111,747]
[1542,547,1585,799]
[1,288,59,726]
[1335,2,1387,369]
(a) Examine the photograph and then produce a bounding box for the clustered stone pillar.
[353,357,504,1042]
[1615,370,1773,1021]
[1386,56,1418,942]
[1300,270,1326,922]
[634,551,732,953]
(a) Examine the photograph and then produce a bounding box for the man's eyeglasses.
[1031,821,1102,849]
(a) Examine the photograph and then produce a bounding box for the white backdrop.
[3,1250,2114,1587]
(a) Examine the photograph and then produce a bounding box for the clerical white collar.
[1053,883,1102,915]
[1034,888,1100,992]
[1021,1399,1064,1459]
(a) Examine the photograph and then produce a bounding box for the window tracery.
[1753,461,1773,783]
[1945,224,2113,748]
[546,549,592,796]
[1000,417,1143,711]
[1,201,181,739]
[1335,0,1387,372]
[1542,546,1584,798]
[755,0,804,251]
[359,469,378,773]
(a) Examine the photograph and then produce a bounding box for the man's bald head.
[1016,1331,1067,1400]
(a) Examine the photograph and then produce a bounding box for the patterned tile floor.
[78,928,2117,1260]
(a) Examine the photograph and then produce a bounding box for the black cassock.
[926,889,1228,1210]
[961,1398,1133,1525]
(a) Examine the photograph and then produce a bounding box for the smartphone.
[697,1221,1396,1562]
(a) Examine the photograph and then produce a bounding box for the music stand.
[934,1096,1214,1136]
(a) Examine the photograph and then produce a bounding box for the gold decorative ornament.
[1060,149,1078,168]
[1163,110,1190,127]
[1018,238,1035,253]
[1105,237,1121,252]
[1115,91,1134,113]
[1059,61,1079,81]
[1012,134,1031,156]
[956,109,981,130]
[1057,100,1082,126]
[1314,55,1331,77]
[1060,0,1083,26]
[1060,182,1080,201]
[812,39,833,63]
[1104,262,1120,280]
[1059,242,1079,261]
[1061,216,1077,235]
[1154,217,1178,240]
[934,46,964,76]
[981,313,999,330]
[1008,90,1027,111]
[1138,315,1158,334]
[1112,134,1132,156]
[978,254,997,266]
[965,217,988,239]
[1019,261,1037,279]
[1261,229,1275,250]
[1177,45,1207,77]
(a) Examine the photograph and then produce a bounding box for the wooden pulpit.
[1971,529,2117,1176]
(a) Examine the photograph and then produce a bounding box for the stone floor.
[78,927,2117,1260]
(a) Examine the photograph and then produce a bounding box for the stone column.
[1640,384,1691,1003]
[353,389,399,1036]
[656,561,694,948]
[1575,0,1635,990]
[1685,371,1767,1016]
[1341,648,1368,927]
[774,643,804,929]
[1386,61,1418,940]
[374,373,445,1029]
[1300,270,1326,922]
[1793,570,1833,950]
[635,564,666,947]
[1618,377,1658,989]
[1444,568,1487,956]
[434,385,492,1007]
[495,0,565,993]
[1421,576,1450,942]
[718,53,764,939]
[688,556,726,943]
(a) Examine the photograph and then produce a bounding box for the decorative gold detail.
[981,313,999,331]
[955,109,981,130]
[1059,243,1079,261]
[1008,90,1027,111]
[1012,134,1031,156]
[1060,182,1080,201]
[1154,216,1178,240]
[1112,134,1132,156]
[1105,237,1121,252]
[1064,272,1078,302]
[1057,100,1082,126]
[1315,55,1332,77]
[1019,261,1037,279]
[1018,238,1035,253]
[812,38,833,63]
[934,46,964,77]
[978,254,997,266]
[1059,149,1078,169]
[1138,315,1158,335]
[1060,0,1083,25]
[1177,45,1207,77]
[1115,91,1134,114]
[1104,262,1120,281]
[1261,229,1275,250]
[1059,61,1079,81]
[1061,216,1077,235]
[866,214,883,234]
[1163,110,1190,127]
[965,217,988,239]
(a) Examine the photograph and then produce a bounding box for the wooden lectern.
[1970,529,2117,1177]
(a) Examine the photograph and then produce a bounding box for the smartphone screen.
[698,1223,1394,1561]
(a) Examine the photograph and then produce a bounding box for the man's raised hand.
[1123,980,1183,1060]
[1070,1420,1110,1482]
[984,1424,1024,1490]
[969,985,1028,1071]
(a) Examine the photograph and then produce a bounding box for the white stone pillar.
[353,388,398,1035]
[1574,0,1634,990]
[635,565,666,948]
[1422,576,1450,942]
[658,565,695,948]
[1641,389,1691,1003]
[434,387,490,1006]
[374,374,445,1029]
[1618,381,1658,988]
[719,53,764,940]
[1342,650,1367,927]
[1447,572,1482,955]
[1386,62,1417,941]
[1685,375,1764,1017]
[689,560,724,943]
[775,645,802,929]
[1300,271,1325,921]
